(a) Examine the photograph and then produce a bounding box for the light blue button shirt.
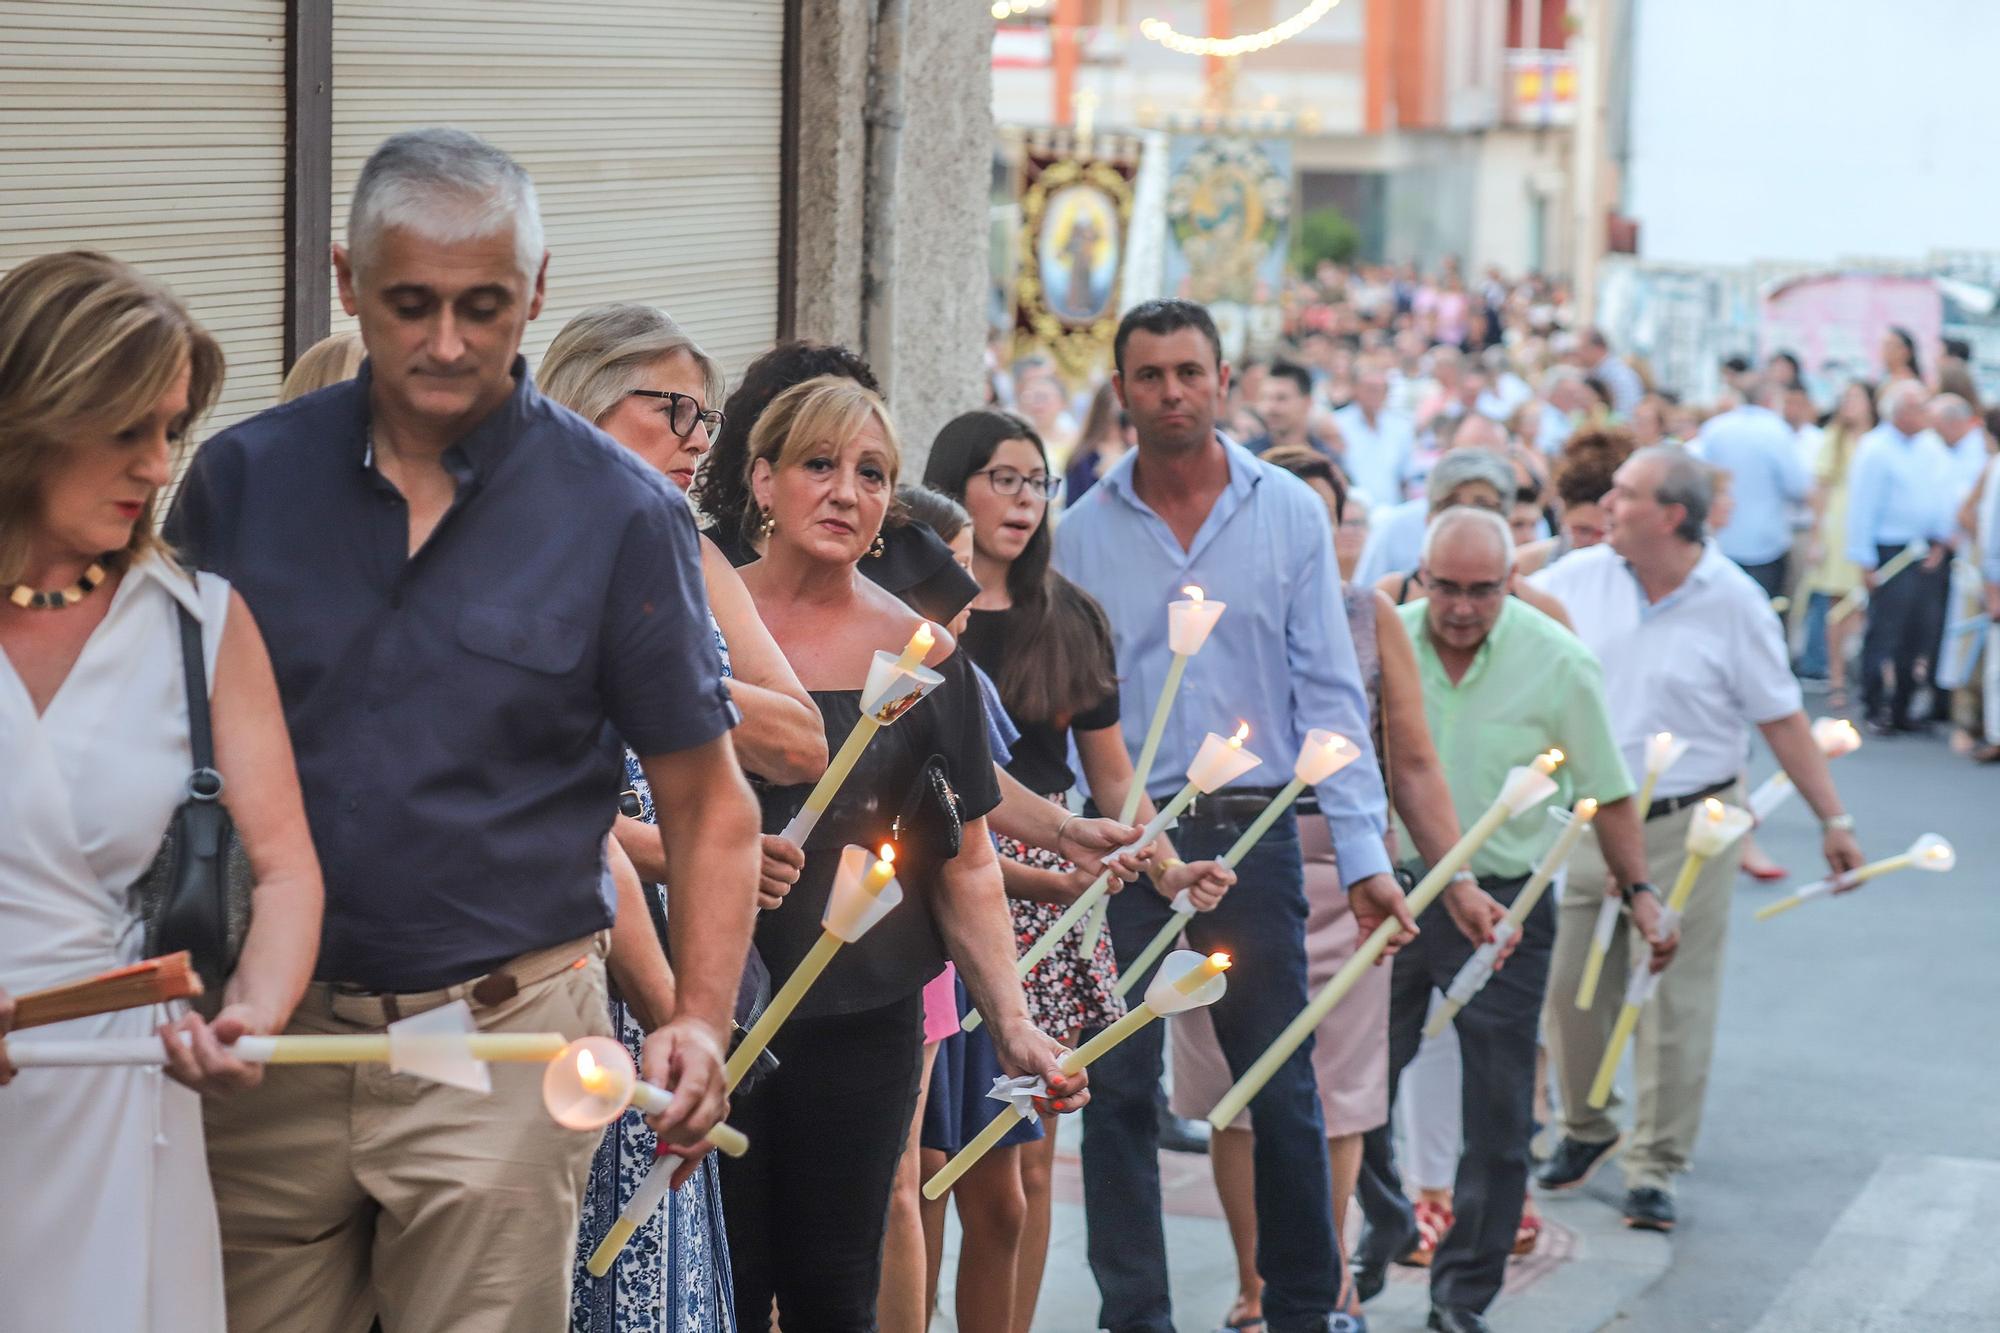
[1844,423,1955,568]
[1695,405,1812,566]
[1053,438,1392,886]
[1332,403,1416,507]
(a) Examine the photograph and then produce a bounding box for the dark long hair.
[1885,326,1922,381]
[923,409,1118,725]
[690,339,881,536]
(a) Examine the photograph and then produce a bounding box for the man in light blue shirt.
[1693,383,1812,596]
[1333,370,1416,507]
[1056,299,1414,1333]
[1845,381,1955,732]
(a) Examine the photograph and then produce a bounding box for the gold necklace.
[7,561,110,610]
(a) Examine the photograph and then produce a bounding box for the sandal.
[1399,1198,1453,1268]
[1513,1197,1543,1256]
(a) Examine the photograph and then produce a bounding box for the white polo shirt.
[1531,542,1802,798]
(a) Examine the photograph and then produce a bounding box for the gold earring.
[869,531,887,559]
[758,507,775,540]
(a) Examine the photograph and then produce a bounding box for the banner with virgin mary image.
[1164,136,1293,362]
[1011,138,1139,386]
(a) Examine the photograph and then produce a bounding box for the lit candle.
[1586,800,1752,1108]
[926,951,1230,1199]
[594,845,905,1275]
[1114,730,1360,999]
[1747,717,1864,822]
[1078,586,1227,956]
[1633,732,1687,822]
[1427,798,1600,1037]
[1209,752,1562,1128]
[544,1036,751,1152]
[981,725,1262,1030]
[891,620,936,675]
[1757,833,1954,921]
[728,845,898,1085]
[780,638,945,845]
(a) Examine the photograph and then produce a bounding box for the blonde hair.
[745,375,902,543]
[538,303,723,425]
[0,251,223,583]
[280,331,366,403]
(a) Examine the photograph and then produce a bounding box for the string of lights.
[1137,0,1346,57]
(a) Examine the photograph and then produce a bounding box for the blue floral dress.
[572,623,736,1333]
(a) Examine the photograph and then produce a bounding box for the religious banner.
[1163,136,1293,362]
[1010,135,1140,387]
[1758,273,1943,395]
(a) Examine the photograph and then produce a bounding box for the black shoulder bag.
[130,591,254,996]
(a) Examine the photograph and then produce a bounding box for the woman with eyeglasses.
[923,409,1234,1332]
[731,378,1085,1329]
[539,304,828,1333]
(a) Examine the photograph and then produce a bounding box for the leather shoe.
[1535,1134,1621,1191]
[1427,1309,1492,1333]
[1623,1186,1676,1231]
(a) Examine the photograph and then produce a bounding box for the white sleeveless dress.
[0,554,232,1331]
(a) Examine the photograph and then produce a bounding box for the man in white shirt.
[1530,446,1863,1233]
[1692,382,1813,597]
[1333,370,1416,507]
[1575,328,1644,416]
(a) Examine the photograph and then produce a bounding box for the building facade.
[1,0,990,466]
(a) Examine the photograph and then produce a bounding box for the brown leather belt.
[319,930,609,1027]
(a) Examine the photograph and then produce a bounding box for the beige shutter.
[330,0,786,382]
[0,0,289,435]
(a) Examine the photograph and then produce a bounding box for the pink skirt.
[1170,817,1391,1136]
[921,963,960,1044]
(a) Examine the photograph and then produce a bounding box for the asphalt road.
[1601,714,2000,1331]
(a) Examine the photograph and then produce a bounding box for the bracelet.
[1055,812,1077,844]
[1621,880,1659,904]
[1152,856,1183,882]
[1822,813,1855,832]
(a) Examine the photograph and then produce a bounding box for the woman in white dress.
[0,251,323,1331]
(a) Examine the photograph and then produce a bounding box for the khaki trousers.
[204,940,614,1333]
[1543,785,1745,1194]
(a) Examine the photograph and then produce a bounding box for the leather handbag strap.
[174,575,218,776]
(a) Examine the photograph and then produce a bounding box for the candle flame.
[1182,585,1205,603]
[1548,749,1564,766]
[912,622,935,649]
[1229,721,1250,747]
[1923,843,1951,864]
[1655,731,1672,745]
[1575,797,1600,818]
[577,1047,598,1079]
[1703,797,1725,819]
[877,843,896,865]
[1207,952,1233,971]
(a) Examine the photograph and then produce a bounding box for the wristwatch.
[1621,881,1659,904]
[1822,813,1856,832]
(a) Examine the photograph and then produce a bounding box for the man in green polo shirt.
[1350,507,1664,1333]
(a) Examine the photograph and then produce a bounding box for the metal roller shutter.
[330,0,785,380]
[0,0,289,435]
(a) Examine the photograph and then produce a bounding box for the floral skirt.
[996,795,1127,1038]
[571,995,735,1333]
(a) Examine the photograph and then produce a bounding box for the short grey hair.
[538,303,724,426]
[348,128,544,281]
[1932,392,1974,424]
[1425,447,1516,511]
[1421,504,1514,571]
[1632,444,1711,543]
[1880,379,1929,419]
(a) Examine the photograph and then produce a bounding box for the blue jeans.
[1080,810,1345,1333]
[1796,590,1832,679]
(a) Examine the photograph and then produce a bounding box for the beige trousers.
[204,942,614,1333]
[1543,785,1745,1194]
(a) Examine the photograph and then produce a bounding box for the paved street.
[939,708,1999,1331]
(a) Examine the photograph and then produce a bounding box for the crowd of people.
[0,125,1985,1333]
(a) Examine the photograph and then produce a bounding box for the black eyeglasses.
[970,466,1062,500]
[627,390,724,441]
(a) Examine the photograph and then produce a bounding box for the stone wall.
[793,2,992,475]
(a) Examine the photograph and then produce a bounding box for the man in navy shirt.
[170,129,761,1333]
